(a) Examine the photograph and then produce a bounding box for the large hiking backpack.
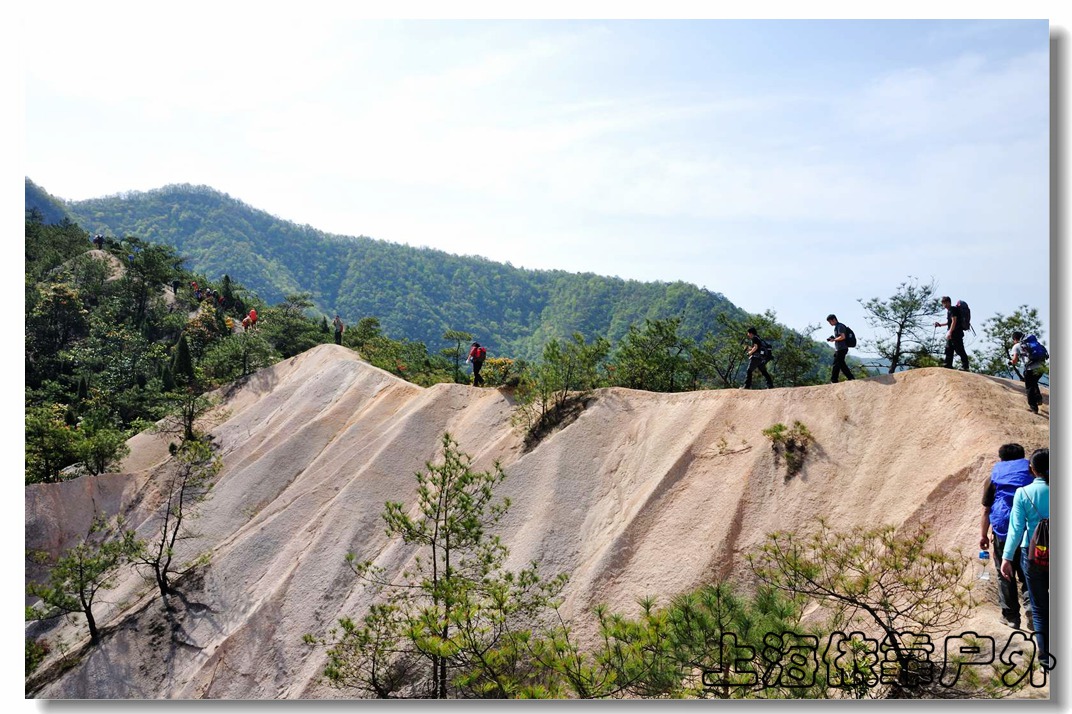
[955,300,973,333]
[1026,494,1049,570]
[759,339,774,361]
[1022,334,1049,362]
[843,325,857,348]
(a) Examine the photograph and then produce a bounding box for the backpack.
[1026,494,1049,570]
[842,325,857,348]
[758,339,774,361]
[475,346,487,360]
[955,300,973,333]
[1022,334,1048,362]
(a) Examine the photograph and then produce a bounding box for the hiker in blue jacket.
[1010,332,1047,414]
[1001,448,1050,670]
[980,443,1033,628]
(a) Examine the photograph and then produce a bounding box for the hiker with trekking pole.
[934,296,971,371]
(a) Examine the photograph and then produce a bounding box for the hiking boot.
[1003,617,1021,629]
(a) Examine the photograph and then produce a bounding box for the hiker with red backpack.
[934,296,971,371]
[1001,448,1050,670]
[466,342,487,387]
[1010,331,1048,414]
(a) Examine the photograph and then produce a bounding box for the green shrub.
[762,420,813,477]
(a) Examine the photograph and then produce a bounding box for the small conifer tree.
[172,334,195,386]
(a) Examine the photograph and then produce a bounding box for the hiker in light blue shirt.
[1001,448,1050,670]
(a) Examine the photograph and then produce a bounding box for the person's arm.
[1000,490,1026,578]
[980,479,993,549]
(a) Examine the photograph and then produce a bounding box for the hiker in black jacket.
[935,296,970,371]
[743,327,774,389]
[826,314,855,383]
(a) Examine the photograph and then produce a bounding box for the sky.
[18,8,1056,355]
[7,2,1071,710]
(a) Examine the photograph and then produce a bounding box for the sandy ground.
[24,345,1050,698]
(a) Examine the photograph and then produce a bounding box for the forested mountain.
[25,178,70,226]
[32,181,749,358]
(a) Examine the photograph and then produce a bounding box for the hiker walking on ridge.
[935,296,970,371]
[743,327,774,389]
[1010,331,1048,414]
[333,314,345,346]
[466,341,486,387]
[980,443,1034,629]
[92,234,105,250]
[1001,448,1050,670]
[825,314,855,383]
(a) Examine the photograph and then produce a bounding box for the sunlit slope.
[26,345,1048,698]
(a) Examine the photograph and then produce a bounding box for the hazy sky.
[6,5,1069,704]
[20,9,1057,352]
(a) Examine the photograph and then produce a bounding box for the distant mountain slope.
[25,347,1050,698]
[53,182,747,358]
[25,179,71,225]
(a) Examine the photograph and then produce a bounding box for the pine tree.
[172,334,195,386]
[314,433,566,698]
[27,517,137,646]
[221,274,234,307]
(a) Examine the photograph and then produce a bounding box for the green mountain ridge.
[27,179,751,358]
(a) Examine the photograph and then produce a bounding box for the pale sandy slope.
[25,344,1050,698]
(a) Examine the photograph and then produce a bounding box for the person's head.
[998,443,1025,461]
[826,314,837,326]
[472,342,480,348]
[746,327,758,337]
[1029,448,1049,482]
[940,296,952,308]
[1012,331,1024,343]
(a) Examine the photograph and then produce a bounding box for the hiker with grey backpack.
[1010,332,1048,414]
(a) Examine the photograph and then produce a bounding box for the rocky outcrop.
[26,345,1049,698]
